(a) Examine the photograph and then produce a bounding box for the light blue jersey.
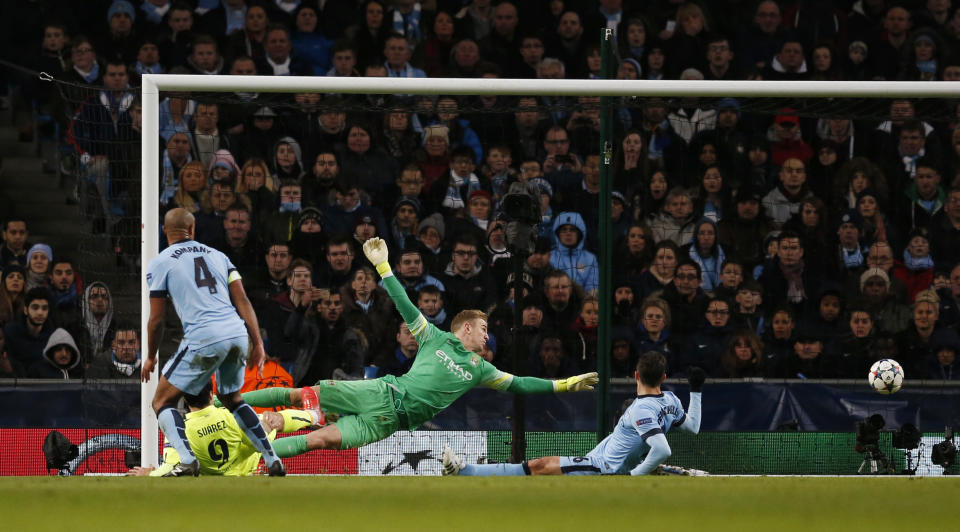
[147,239,246,349]
[587,391,690,474]
[457,390,701,477]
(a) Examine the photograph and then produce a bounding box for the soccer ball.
[868,359,904,394]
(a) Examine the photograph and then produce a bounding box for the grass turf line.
[1,476,955,531]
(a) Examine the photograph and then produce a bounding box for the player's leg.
[269,421,343,457]
[532,456,604,475]
[443,447,600,476]
[277,380,399,453]
[442,444,529,476]
[215,386,321,420]
[215,338,285,476]
[152,344,199,475]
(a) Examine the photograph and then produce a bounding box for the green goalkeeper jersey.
[379,273,547,430]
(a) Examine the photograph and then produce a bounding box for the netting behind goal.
[6,69,960,475]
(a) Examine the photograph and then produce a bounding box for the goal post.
[139,73,960,468]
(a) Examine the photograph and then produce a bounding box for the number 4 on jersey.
[194,257,218,294]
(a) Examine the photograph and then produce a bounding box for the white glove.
[362,237,389,266]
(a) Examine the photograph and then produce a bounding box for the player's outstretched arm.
[483,369,599,394]
[229,279,267,375]
[678,367,704,435]
[363,237,432,339]
[629,433,672,475]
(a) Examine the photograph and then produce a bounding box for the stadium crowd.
[2,0,960,385]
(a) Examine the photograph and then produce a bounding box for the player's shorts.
[556,455,606,475]
[315,378,400,450]
[162,336,248,395]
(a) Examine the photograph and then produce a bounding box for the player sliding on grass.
[443,351,704,476]
[128,381,323,476]
[230,237,598,453]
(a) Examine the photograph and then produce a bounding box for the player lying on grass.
[442,351,703,476]
[128,380,323,476]
[223,237,598,453]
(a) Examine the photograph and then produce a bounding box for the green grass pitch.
[1,476,955,531]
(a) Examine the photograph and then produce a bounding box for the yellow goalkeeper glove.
[554,372,599,392]
[362,237,392,277]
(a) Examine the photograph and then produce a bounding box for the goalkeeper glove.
[362,237,392,277]
[687,366,706,393]
[554,372,599,392]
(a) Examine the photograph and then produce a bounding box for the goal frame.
[140,74,960,467]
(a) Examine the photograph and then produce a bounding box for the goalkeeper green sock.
[238,388,294,408]
[272,435,309,458]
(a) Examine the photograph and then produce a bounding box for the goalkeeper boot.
[300,387,325,426]
[267,460,286,477]
[162,460,200,477]
[441,444,464,476]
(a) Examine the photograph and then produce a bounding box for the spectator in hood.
[549,212,599,295]
[272,136,305,181]
[78,281,116,366]
[27,327,82,379]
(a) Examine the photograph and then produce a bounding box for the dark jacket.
[27,328,83,379]
[377,348,416,377]
[259,291,304,364]
[681,323,731,377]
[760,257,823,316]
[339,285,397,366]
[285,309,365,386]
[439,261,498,317]
[632,327,675,374]
[657,282,710,347]
[3,319,55,376]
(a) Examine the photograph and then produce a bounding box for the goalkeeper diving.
[443,351,704,476]
[224,237,598,453]
[128,380,322,476]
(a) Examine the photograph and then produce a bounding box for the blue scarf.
[393,3,422,45]
[355,299,372,313]
[140,1,170,24]
[630,46,644,58]
[648,121,671,159]
[917,59,937,78]
[901,147,926,177]
[111,350,141,377]
[136,61,163,75]
[160,148,192,204]
[425,307,447,326]
[490,173,508,208]
[223,0,247,34]
[842,245,864,269]
[904,250,934,271]
[618,105,633,130]
[274,0,300,14]
[386,60,417,78]
[442,171,481,210]
[196,0,219,13]
[77,62,100,83]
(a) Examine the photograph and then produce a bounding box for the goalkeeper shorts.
[315,378,400,450]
